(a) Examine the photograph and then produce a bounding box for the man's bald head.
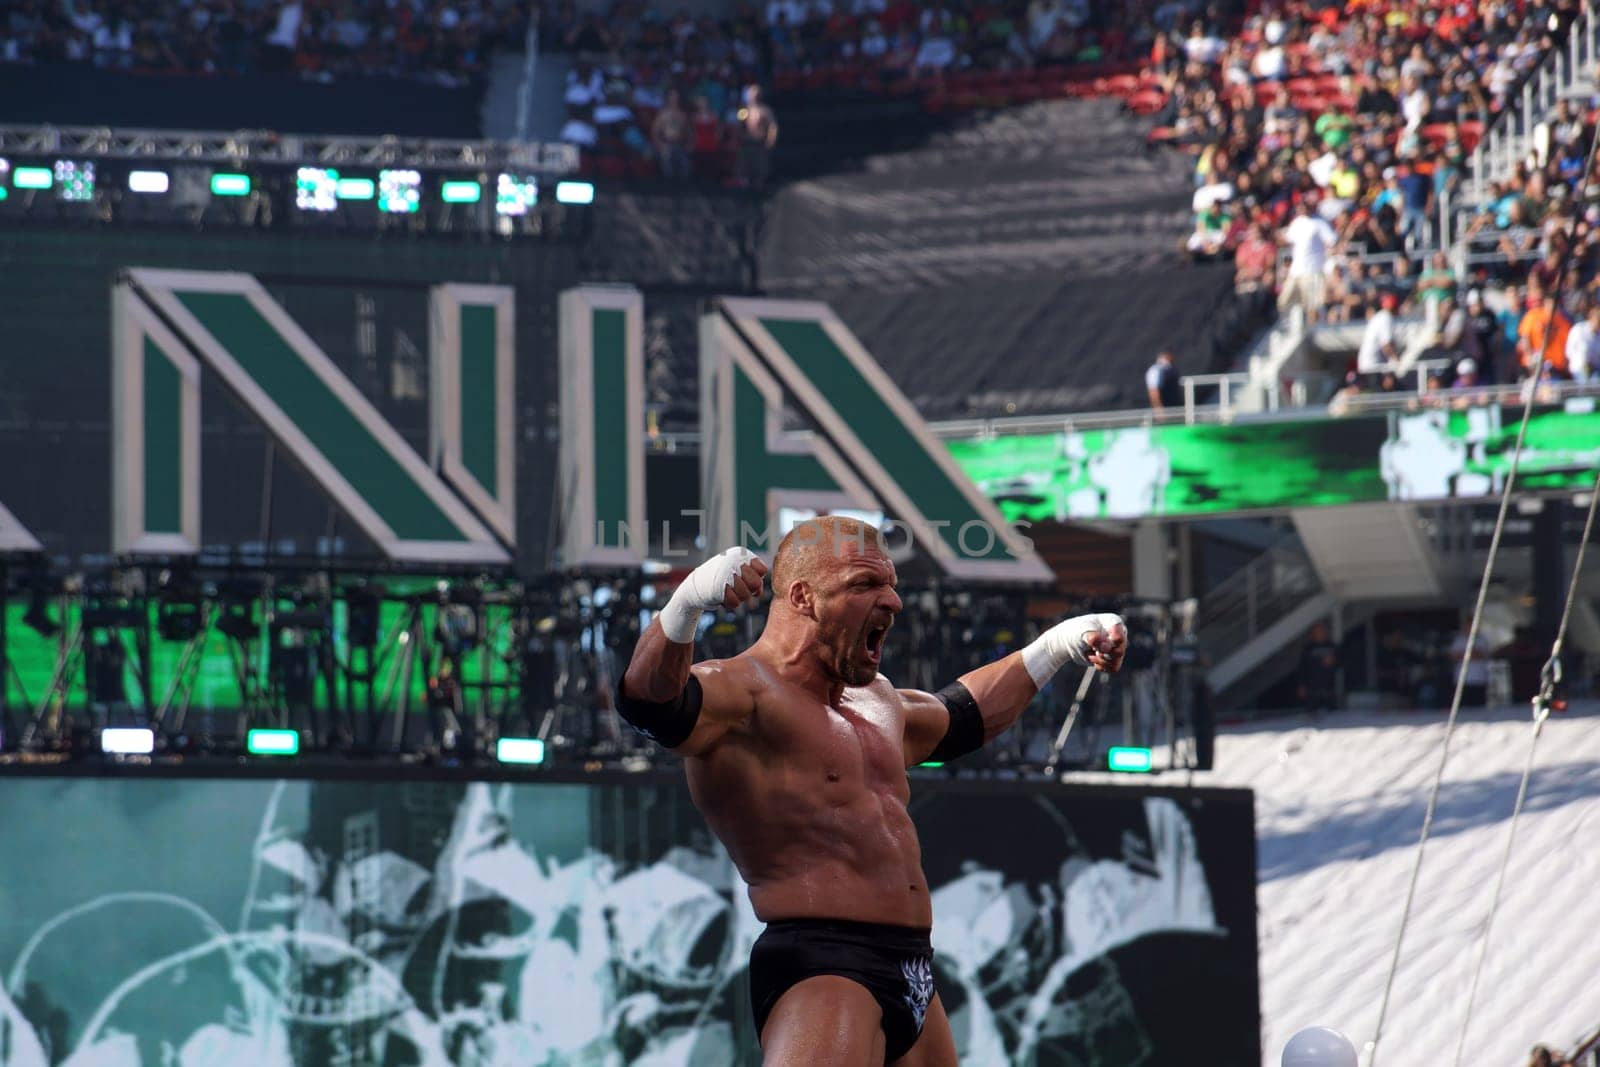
[770,516,887,600]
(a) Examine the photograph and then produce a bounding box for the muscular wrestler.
[618,517,1126,1065]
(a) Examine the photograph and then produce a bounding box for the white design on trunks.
[901,954,934,1031]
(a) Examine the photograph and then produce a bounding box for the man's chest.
[754,688,908,789]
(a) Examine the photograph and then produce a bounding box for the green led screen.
[2,595,519,718]
[946,401,1600,521]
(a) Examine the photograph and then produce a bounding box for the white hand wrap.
[1021,613,1125,687]
[658,547,760,644]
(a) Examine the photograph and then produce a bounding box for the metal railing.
[1470,0,1600,202]
[1180,372,1252,419]
[514,11,541,143]
[1195,536,1323,665]
[644,379,1600,451]
[0,123,580,172]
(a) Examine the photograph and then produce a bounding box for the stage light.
[496,737,546,765]
[918,761,945,768]
[378,169,421,214]
[1107,746,1153,773]
[555,180,595,205]
[210,172,251,197]
[495,173,538,216]
[336,176,375,201]
[53,160,94,201]
[127,169,170,194]
[295,167,338,212]
[246,728,300,756]
[13,166,52,190]
[101,727,154,755]
[441,180,482,204]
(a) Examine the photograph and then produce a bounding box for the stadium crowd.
[0,0,526,84]
[540,0,1159,179]
[1153,0,1599,399]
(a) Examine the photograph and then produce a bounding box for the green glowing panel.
[246,728,300,755]
[1108,746,1153,773]
[210,173,251,196]
[947,402,1600,520]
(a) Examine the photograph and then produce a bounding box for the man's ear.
[787,578,815,619]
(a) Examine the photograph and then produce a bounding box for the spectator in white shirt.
[1146,350,1183,409]
[1400,74,1431,131]
[1564,300,1600,382]
[1251,42,1287,81]
[566,62,605,107]
[1357,291,1401,381]
[1279,200,1339,319]
[1183,21,1224,65]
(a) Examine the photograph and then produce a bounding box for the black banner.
[0,768,1258,1064]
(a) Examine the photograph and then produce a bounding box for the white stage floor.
[1204,702,1600,1066]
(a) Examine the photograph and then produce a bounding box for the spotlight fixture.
[246,728,300,756]
[496,737,546,765]
[1107,746,1154,773]
[101,727,155,755]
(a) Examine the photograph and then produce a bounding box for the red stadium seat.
[1127,89,1165,115]
[1102,73,1140,95]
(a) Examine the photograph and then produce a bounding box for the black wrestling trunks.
[749,917,936,1061]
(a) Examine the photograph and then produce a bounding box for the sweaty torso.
[684,659,930,927]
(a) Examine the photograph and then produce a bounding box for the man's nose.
[882,588,903,615]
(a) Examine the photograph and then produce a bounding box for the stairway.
[479,51,530,141]
[1199,503,1458,706]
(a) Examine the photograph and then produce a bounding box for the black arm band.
[927,680,985,763]
[616,675,704,749]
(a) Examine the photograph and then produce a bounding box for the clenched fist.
[658,547,769,643]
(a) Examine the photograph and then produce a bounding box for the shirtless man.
[618,517,1126,1065]
[736,84,779,187]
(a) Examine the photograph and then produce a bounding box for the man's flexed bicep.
[617,547,766,755]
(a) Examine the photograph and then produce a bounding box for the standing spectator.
[1565,299,1600,382]
[735,84,778,188]
[1396,164,1434,248]
[1461,289,1501,382]
[1145,349,1182,410]
[651,88,692,179]
[1518,294,1573,378]
[1280,200,1337,320]
[1298,622,1341,717]
[1234,218,1277,317]
[1357,291,1401,384]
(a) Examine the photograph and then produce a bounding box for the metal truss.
[0,124,580,174]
